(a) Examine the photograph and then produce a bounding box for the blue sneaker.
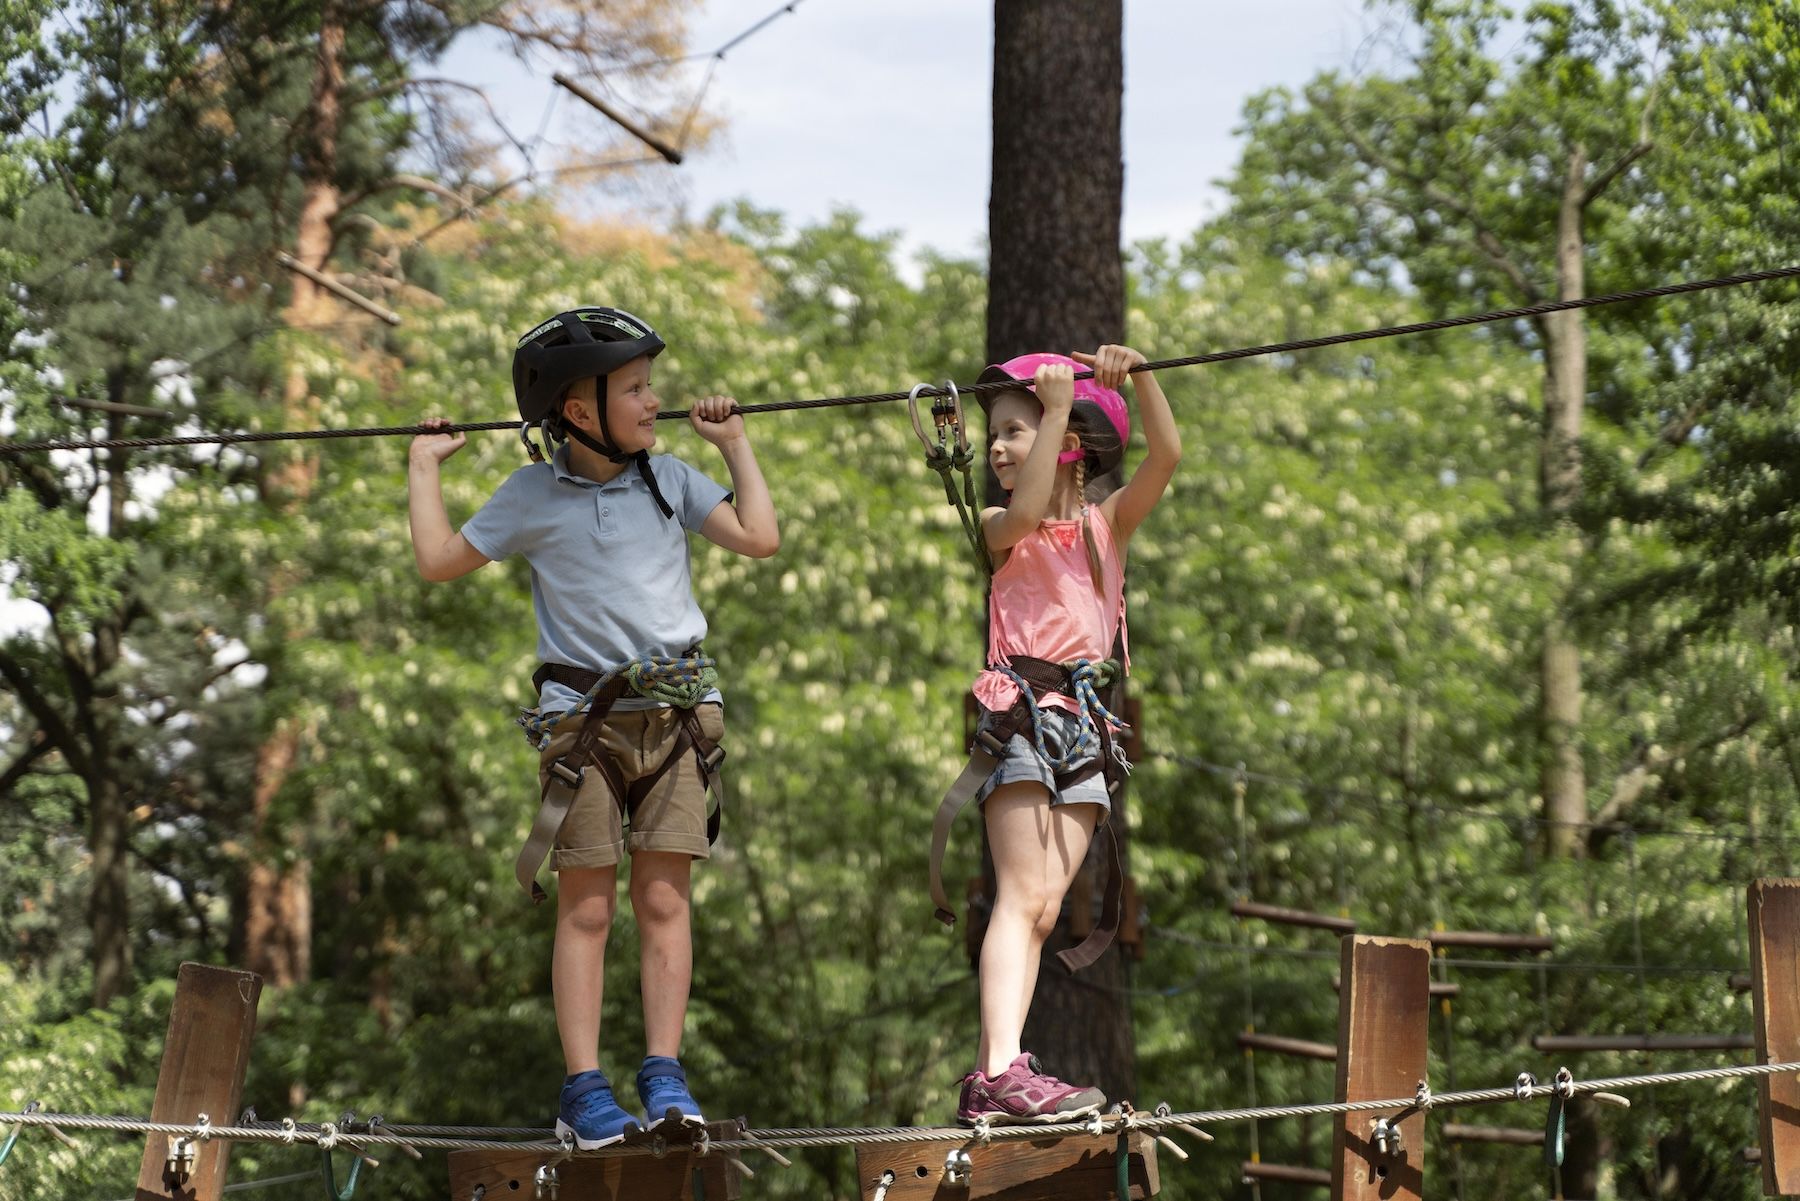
[636,1056,704,1131]
[556,1070,640,1149]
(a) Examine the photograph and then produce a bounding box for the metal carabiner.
[519,419,545,463]
[907,383,940,456]
[937,379,970,457]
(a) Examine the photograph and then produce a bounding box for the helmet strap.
[559,415,675,521]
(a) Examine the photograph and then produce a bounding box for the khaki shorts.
[536,703,724,870]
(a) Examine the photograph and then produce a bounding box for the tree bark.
[90,391,132,1007]
[983,0,1133,1105]
[241,0,345,987]
[1540,144,1588,861]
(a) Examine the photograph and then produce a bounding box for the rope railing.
[6,1059,1796,1157]
[6,264,1798,456]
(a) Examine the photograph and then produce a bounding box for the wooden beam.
[276,252,402,326]
[446,1119,746,1201]
[551,73,685,164]
[133,963,262,1201]
[1442,1124,1544,1146]
[1332,935,1430,1201]
[1231,899,1357,935]
[855,1129,1158,1201]
[1238,1031,1338,1062]
[1243,1161,1331,1187]
[1428,930,1553,953]
[1532,1033,1754,1053]
[1748,877,1800,1196]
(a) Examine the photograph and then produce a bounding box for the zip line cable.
[6,264,1799,457]
[5,1060,1798,1157]
[1148,749,1800,849]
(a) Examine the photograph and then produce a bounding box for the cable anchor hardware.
[533,1162,560,1200]
[943,1146,974,1187]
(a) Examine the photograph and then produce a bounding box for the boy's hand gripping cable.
[9,265,1800,456]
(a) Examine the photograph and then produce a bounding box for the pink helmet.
[977,352,1129,472]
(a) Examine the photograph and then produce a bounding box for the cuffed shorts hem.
[627,831,712,860]
[552,840,626,871]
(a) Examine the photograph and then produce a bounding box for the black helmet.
[511,306,666,425]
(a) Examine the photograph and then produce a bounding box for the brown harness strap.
[514,660,726,903]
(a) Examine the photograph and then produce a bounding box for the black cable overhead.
[6,264,1798,456]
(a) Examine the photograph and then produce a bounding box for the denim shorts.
[973,706,1114,814]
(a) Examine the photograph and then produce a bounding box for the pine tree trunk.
[983,0,1134,1105]
[91,395,132,1007]
[1540,146,1588,863]
[242,0,344,987]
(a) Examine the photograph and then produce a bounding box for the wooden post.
[446,1120,746,1201]
[1748,878,1800,1196]
[133,963,262,1201]
[855,1129,1158,1201]
[1332,935,1429,1201]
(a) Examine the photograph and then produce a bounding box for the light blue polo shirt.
[461,444,731,713]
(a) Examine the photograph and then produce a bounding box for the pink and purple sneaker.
[956,1053,1106,1126]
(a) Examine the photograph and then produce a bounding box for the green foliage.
[10,4,1800,1201]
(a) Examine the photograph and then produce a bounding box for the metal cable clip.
[943,1147,974,1187]
[533,1163,560,1201]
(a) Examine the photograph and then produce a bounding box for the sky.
[439,0,1392,263]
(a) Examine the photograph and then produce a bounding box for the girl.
[955,345,1180,1125]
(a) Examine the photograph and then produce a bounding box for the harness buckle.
[699,744,727,775]
[974,729,1008,758]
[549,757,584,789]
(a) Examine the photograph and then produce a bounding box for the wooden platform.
[446,1119,746,1201]
[856,1128,1158,1201]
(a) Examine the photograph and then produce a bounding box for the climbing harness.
[928,653,1130,972]
[908,380,990,574]
[513,651,726,902]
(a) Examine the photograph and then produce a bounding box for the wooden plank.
[1748,878,1800,1196]
[134,963,262,1201]
[446,1120,745,1201]
[1532,1033,1753,1053]
[1428,930,1553,953]
[855,1130,1157,1201]
[1232,899,1357,935]
[1442,1124,1544,1146]
[1332,935,1430,1201]
[1238,1031,1338,1062]
[1243,1161,1331,1187]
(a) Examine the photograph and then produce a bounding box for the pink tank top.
[972,508,1130,717]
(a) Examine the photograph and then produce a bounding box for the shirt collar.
[551,443,644,491]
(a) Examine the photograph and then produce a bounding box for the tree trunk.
[241,0,344,987]
[90,393,132,1007]
[983,0,1133,1105]
[1540,145,1588,862]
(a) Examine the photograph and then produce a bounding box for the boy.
[408,306,779,1147]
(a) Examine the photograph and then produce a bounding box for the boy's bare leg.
[631,850,694,1058]
[554,865,618,1075]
